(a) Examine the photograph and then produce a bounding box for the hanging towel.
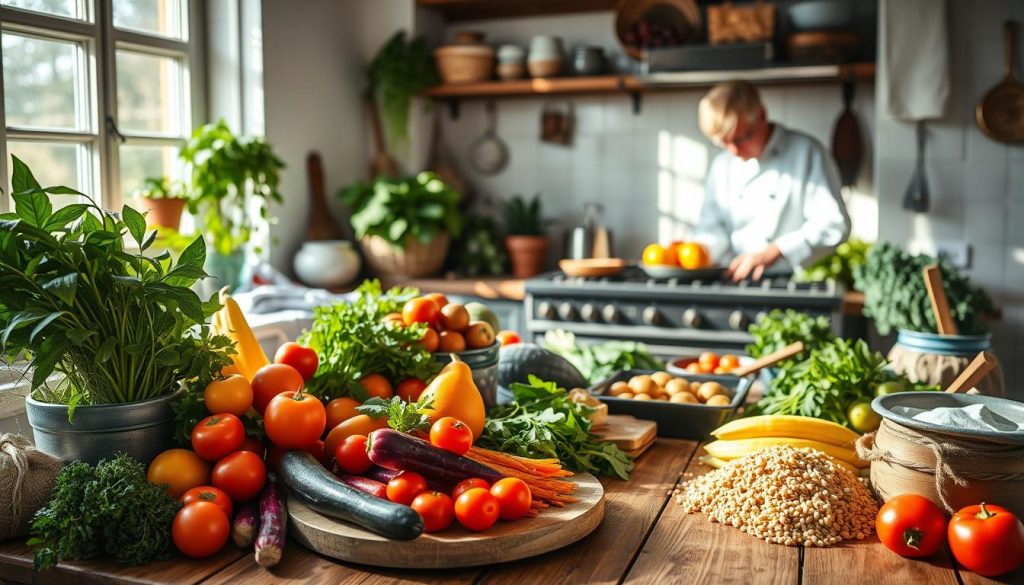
[880,0,951,120]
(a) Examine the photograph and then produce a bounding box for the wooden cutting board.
[289,472,605,569]
[594,415,657,450]
[624,437,656,459]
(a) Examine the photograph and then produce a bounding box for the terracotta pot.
[135,197,186,230]
[505,235,548,278]
[360,233,450,278]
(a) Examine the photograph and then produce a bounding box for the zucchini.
[366,428,502,485]
[280,451,423,540]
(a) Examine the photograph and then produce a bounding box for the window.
[0,0,203,211]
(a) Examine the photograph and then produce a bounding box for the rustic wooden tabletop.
[1,439,1021,585]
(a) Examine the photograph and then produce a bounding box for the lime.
[875,380,907,397]
[848,401,881,433]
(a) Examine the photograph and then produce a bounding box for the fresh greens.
[502,194,545,236]
[28,453,182,570]
[300,280,441,401]
[367,31,439,147]
[357,394,435,433]
[543,329,664,385]
[745,309,835,364]
[341,172,462,250]
[853,243,994,335]
[480,376,634,480]
[799,239,872,289]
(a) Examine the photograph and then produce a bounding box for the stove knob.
[729,310,750,331]
[642,306,663,326]
[536,301,556,320]
[682,308,703,329]
[602,304,621,323]
[580,303,598,322]
[558,302,578,321]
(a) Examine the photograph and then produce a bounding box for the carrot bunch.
[467,447,578,516]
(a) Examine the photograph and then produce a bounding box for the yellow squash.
[419,355,486,441]
[210,287,269,381]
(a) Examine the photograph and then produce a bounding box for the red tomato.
[396,378,427,402]
[490,477,532,521]
[402,298,441,327]
[719,354,741,371]
[274,342,319,381]
[360,374,394,400]
[212,451,266,502]
[496,330,522,346]
[453,478,491,500]
[876,494,948,558]
[412,491,454,532]
[172,501,229,558]
[181,486,234,519]
[386,471,428,505]
[251,364,305,415]
[948,502,1024,577]
[423,293,449,310]
[429,417,473,455]
[698,352,720,373]
[239,436,266,459]
[264,390,327,449]
[334,435,372,474]
[454,487,500,532]
[191,414,246,462]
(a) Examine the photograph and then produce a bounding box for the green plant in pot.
[132,177,188,231]
[179,119,285,290]
[0,157,234,464]
[340,172,461,278]
[368,31,439,149]
[503,194,549,278]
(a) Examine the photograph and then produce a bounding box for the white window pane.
[116,49,183,135]
[119,143,180,198]
[7,140,89,206]
[112,0,185,40]
[0,0,87,20]
[2,32,88,131]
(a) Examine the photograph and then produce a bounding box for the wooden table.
[1,439,1021,585]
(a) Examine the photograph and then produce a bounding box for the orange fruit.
[360,374,393,400]
[666,241,685,266]
[719,354,740,371]
[420,327,440,353]
[698,351,720,372]
[678,242,710,270]
[642,244,671,266]
[325,397,362,429]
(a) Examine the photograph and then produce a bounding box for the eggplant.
[254,477,286,567]
[366,428,502,485]
[232,501,258,547]
[280,451,423,540]
[364,464,455,493]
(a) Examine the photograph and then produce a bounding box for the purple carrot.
[232,501,258,548]
[254,477,287,567]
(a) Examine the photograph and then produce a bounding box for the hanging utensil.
[305,152,344,241]
[902,121,930,212]
[468,101,509,175]
[976,20,1024,143]
[831,78,862,188]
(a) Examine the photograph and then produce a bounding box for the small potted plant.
[340,172,461,278]
[503,194,548,278]
[132,177,188,230]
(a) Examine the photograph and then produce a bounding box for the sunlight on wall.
[1013,247,1024,267]
[656,130,710,244]
[846,189,878,241]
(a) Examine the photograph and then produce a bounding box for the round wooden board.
[288,472,605,569]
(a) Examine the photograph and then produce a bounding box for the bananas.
[711,415,860,449]
[704,437,866,469]
[210,287,269,381]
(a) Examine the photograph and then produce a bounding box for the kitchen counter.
[1,438,1017,585]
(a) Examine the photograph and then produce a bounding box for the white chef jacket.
[694,123,851,272]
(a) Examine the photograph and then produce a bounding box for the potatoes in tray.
[610,372,734,407]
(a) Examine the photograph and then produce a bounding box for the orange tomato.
[642,244,671,266]
[423,293,449,309]
[678,242,711,270]
[698,352,720,372]
[360,374,393,400]
[324,414,389,455]
[685,362,705,374]
[203,375,253,417]
[719,354,740,371]
[403,298,441,326]
[396,378,427,402]
[325,397,362,429]
[420,327,440,353]
[264,390,327,449]
[148,448,211,498]
[251,363,305,415]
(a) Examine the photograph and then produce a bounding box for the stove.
[524,266,847,356]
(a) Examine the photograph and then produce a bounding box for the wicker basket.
[707,0,775,46]
[360,233,450,278]
[435,45,494,84]
[614,0,702,60]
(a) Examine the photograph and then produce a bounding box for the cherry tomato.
[172,501,230,558]
[360,374,393,400]
[402,298,441,326]
[181,485,234,519]
[948,502,1024,577]
[453,478,491,500]
[719,354,740,371]
[386,471,428,505]
[325,397,362,429]
[876,494,948,558]
[698,352,720,373]
[412,491,454,532]
[212,451,267,502]
[274,342,319,381]
[148,448,211,499]
[496,330,522,346]
[251,364,305,415]
[191,413,246,462]
[454,487,500,532]
[429,417,473,455]
[264,390,327,449]
[203,375,253,417]
[239,436,266,459]
[335,434,372,474]
[396,378,427,402]
[490,477,532,521]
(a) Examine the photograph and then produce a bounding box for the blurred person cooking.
[695,80,851,282]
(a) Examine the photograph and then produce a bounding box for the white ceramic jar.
[528,35,565,78]
[293,240,361,289]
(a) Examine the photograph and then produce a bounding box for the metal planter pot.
[25,389,182,465]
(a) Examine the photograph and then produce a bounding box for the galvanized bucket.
[889,330,1004,396]
[433,343,500,407]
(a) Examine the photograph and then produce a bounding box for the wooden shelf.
[426,75,638,98]
[416,0,617,22]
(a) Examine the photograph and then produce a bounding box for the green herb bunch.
[799,239,872,289]
[341,172,461,250]
[367,31,439,147]
[745,309,835,365]
[447,213,507,277]
[480,376,634,480]
[28,453,182,570]
[0,157,234,411]
[300,280,441,401]
[853,243,994,335]
[543,329,663,385]
[502,194,545,236]
[357,394,436,434]
[132,176,186,200]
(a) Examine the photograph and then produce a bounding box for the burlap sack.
[1,434,63,539]
[887,345,1005,396]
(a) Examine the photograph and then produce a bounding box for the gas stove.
[524,267,846,356]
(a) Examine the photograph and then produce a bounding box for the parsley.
[745,309,835,366]
[357,395,434,434]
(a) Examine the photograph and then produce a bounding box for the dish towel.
[880,0,951,121]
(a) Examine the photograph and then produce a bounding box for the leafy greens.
[745,309,835,365]
[543,329,663,385]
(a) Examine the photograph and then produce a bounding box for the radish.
[254,477,287,567]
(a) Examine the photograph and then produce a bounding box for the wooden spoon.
[976,21,1024,143]
[923,264,957,335]
[945,351,997,393]
[732,341,805,378]
[305,152,344,241]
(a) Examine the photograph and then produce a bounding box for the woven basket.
[614,0,702,59]
[707,0,775,45]
[435,45,494,84]
[360,233,450,278]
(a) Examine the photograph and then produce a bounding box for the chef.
[694,80,851,281]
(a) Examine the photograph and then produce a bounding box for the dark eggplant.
[364,464,455,493]
[366,428,502,485]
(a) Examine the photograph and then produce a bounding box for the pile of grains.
[677,446,878,547]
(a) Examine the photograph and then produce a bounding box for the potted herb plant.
[368,31,439,149]
[179,120,285,290]
[132,177,188,231]
[503,194,549,278]
[0,157,233,464]
[341,172,461,278]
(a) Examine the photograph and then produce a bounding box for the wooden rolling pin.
[923,264,958,335]
[945,351,997,393]
[732,341,805,378]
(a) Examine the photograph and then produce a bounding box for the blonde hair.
[698,81,763,142]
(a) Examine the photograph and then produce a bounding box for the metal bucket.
[25,389,182,465]
[433,343,500,407]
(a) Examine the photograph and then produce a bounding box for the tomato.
[430,417,473,455]
[948,502,1024,577]
[642,244,671,266]
[324,414,389,455]
[423,293,449,310]
[181,485,234,519]
[396,378,427,402]
[264,390,327,449]
[274,342,319,381]
[239,436,266,459]
[203,375,253,417]
[496,330,522,346]
[212,451,267,502]
[251,364,305,415]
[335,435,372,474]
[386,471,428,505]
[419,328,440,353]
[698,352,720,372]
[490,477,532,521]
[360,374,393,400]
[148,448,211,499]
[719,354,740,371]
[191,413,246,462]
[403,298,441,327]
[326,397,362,429]
[438,330,466,353]
[876,494,948,558]
[172,501,230,558]
[678,242,710,270]
[454,487,500,532]
[453,478,491,500]
[848,401,881,433]
[412,491,455,532]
